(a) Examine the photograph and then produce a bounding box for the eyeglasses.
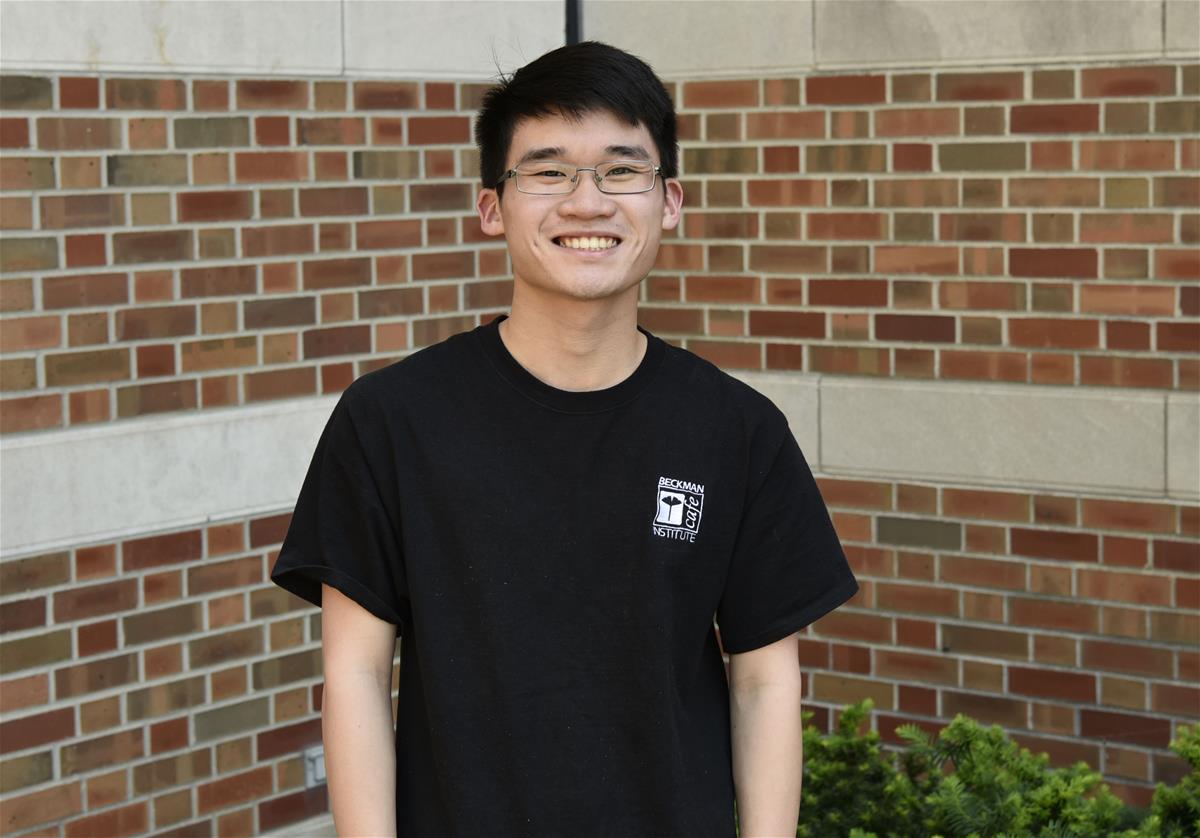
[500,159,661,195]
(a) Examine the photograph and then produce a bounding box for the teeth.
[558,236,618,251]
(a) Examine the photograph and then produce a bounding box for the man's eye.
[606,166,635,176]
[535,169,568,178]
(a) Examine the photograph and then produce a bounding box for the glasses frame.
[500,160,663,195]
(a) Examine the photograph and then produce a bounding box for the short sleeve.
[270,387,410,633]
[716,411,858,654]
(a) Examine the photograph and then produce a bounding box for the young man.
[272,41,857,838]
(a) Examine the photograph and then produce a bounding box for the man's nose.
[559,171,616,215]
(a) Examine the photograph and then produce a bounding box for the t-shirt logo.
[653,476,705,543]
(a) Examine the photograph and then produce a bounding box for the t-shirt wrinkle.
[270,314,857,838]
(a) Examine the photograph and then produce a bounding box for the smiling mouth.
[554,236,620,251]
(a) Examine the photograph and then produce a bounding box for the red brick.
[1080,284,1175,316]
[746,179,826,206]
[875,246,958,275]
[37,117,120,150]
[105,78,185,109]
[807,75,885,105]
[1081,708,1170,747]
[407,116,470,145]
[1079,568,1172,606]
[875,179,958,207]
[892,143,932,172]
[1158,322,1200,353]
[745,111,825,139]
[242,224,314,258]
[0,117,29,148]
[1156,248,1200,280]
[874,314,955,343]
[807,212,885,240]
[939,213,1025,242]
[683,80,759,108]
[1010,248,1098,279]
[177,190,253,223]
[1153,539,1200,573]
[235,151,308,183]
[1012,104,1099,134]
[1009,597,1098,633]
[353,81,419,110]
[1082,499,1175,533]
[1082,66,1175,98]
[301,257,371,290]
[60,77,99,108]
[1010,666,1095,702]
[237,80,308,109]
[875,649,956,685]
[298,187,368,217]
[808,279,887,307]
[748,310,824,338]
[940,554,1027,588]
[1011,527,1099,562]
[876,583,957,617]
[1009,177,1101,207]
[874,107,959,137]
[0,393,63,433]
[1082,639,1174,678]
[39,194,123,229]
[1079,140,1175,170]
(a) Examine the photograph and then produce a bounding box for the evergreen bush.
[737,701,1200,838]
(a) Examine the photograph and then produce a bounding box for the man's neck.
[498,287,646,393]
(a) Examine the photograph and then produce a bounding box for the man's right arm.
[321,582,399,837]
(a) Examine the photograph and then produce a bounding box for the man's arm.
[321,583,399,837]
[727,631,804,838]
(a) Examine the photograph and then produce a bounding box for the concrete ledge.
[264,813,334,837]
[2,377,1195,559]
[0,0,344,76]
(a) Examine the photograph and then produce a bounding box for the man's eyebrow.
[514,146,566,165]
[606,144,652,160]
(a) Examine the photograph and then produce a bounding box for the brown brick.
[43,347,129,386]
[52,580,137,623]
[408,116,470,145]
[245,366,316,402]
[235,151,308,183]
[876,582,958,616]
[179,265,257,299]
[242,224,314,257]
[0,156,54,190]
[42,272,126,310]
[942,624,1028,659]
[299,117,365,146]
[55,654,139,702]
[937,72,1024,101]
[0,394,62,433]
[875,245,958,275]
[359,287,422,319]
[115,306,196,340]
[1033,69,1075,99]
[939,142,1026,171]
[806,144,885,173]
[301,257,370,290]
[940,212,1025,242]
[106,154,188,186]
[0,237,57,273]
[302,325,370,359]
[1157,101,1200,133]
[353,150,420,180]
[874,314,955,343]
[174,116,250,149]
[177,190,253,223]
[244,297,316,330]
[1081,708,1170,747]
[1012,104,1099,134]
[180,336,257,372]
[875,649,956,685]
[1079,140,1175,170]
[112,230,191,265]
[0,76,52,109]
[682,147,758,174]
[298,186,368,217]
[37,118,120,150]
[807,75,885,105]
[356,219,422,251]
[38,194,123,230]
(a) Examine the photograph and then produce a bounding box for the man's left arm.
[728,631,805,838]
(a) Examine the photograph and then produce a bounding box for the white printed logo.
[652,476,705,543]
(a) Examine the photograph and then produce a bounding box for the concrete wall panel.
[0,397,337,555]
[0,0,344,75]
[583,0,815,78]
[814,0,1165,68]
[343,0,564,79]
[820,378,1167,497]
[1167,394,1200,500]
[1165,0,1200,56]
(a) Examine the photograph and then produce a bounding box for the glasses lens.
[513,163,575,194]
[598,160,656,193]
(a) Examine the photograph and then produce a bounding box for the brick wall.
[1,60,1197,834]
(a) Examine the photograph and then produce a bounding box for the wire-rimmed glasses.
[500,159,662,195]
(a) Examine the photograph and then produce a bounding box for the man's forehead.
[507,110,655,163]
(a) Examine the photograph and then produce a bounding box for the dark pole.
[566,0,581,44]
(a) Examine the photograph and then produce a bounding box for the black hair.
[474,41,677,194]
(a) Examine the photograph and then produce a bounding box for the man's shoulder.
[659,340,785,422]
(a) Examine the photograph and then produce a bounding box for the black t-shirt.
[271,314,858,838]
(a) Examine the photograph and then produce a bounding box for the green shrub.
[773,701,1198,838]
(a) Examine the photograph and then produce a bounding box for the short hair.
[474,41,677,194]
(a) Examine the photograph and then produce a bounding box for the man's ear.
[477,188,505,237]
[660,179,684,232]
